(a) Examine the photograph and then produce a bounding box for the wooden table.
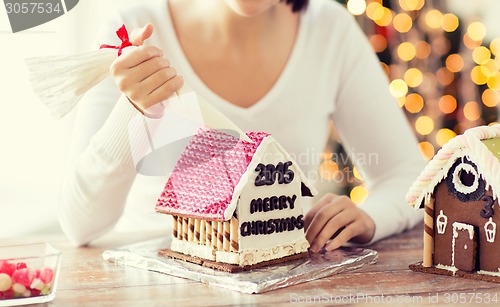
[4,224,500,306]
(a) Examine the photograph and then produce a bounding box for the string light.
[441,13,459,32]
[405,93,424,113]
[415,116,434,135]
[397,42,416,61]
[436,128,457,147]
[445,54,464,72]
[404,68,423,87]
[389,79,409,97]
[467,22,487,41]
[482,89,500,107]
[350,185,368,204]
[347,0,366,16]
[438,95,457,114]
[463,101,481,121]
[418,141,435,161]
[393,13,413,33]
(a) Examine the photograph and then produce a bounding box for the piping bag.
[26,25,253,176]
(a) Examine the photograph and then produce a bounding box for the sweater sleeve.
[57,12,147,246]
[331,11,425,243]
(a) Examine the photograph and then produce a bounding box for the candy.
[0,289,14,299]
[0,261,54,301]
[0,273,12,292]
[0,261,15,276]
[11,283,26,294]
[11,268,32,287]
[30,278,45,291]
[39,268,54,284]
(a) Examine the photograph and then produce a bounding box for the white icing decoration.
[437,210,448,235]
[452,222,475,269]
[170,236,309,266]
[237,140,309,251]
[225,136,317,220]
[406,125,500,209]
[435,264,458,274]
[484,217,497,243]
[478,269,500,277]
[452,162,479,194]
[464,244,467,250]
[453,222,475,240]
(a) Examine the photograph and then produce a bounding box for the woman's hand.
[110,24,184,115]
[304,193,375,252]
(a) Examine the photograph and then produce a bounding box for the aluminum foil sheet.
[102,237,378,294]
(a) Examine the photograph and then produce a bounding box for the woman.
[59,0,424,251]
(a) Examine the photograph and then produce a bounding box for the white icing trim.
[452,162,479,194]
[478,269,500,277]
[215,251,240,264]
[171,237,310,266]
[435,264,458,274]
[238,237,309,266]
[436,210,448,235]
[171,238,215,260]
[452,222,475,270]
[453,222,475,240]
[407,124,500,208]
[484,217,497,243]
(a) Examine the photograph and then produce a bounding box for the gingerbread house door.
[452,222,477,272]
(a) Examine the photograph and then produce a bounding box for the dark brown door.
[452,222,477,272]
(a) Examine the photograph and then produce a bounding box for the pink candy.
[0,260,54,301]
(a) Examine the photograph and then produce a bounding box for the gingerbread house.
[155,128,316,270]
[407,125,500,282]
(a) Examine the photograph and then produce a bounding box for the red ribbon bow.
[100,25,133,56]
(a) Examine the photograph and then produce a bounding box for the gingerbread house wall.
[432,181,500,273]
[171,215,239,253]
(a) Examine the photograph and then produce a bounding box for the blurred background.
[0,0,499,237]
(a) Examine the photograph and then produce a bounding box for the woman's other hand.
[305,193,375,252]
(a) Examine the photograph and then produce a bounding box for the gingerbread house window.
[446,158,484,202]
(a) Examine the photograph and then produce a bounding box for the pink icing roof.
[155,128,270,221]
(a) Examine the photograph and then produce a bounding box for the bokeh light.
[389,79,409,97]
[471,66,489,85]
[319,160,339,181]
[374,7,393,27]
[399,0,425,11]
[404,68,423,87]
[353,167,363,181]
[445,54,464,72]
[405,93,424,113]
[415,41,431,59]
[472,46,491,65]
[482,89,500,107]
[369,34,388,53]
[441,13,459,32]
[490,38,500,56]
[467,22,487,41]
[397,42,416,61]
[350,185,368,204]
[487,74,500,91]
[393,13,412,33]
[436,128,457,147]
[418,141,435,161]
[436,67,454,86]
[347,0,366,16]
[463,33,482,49]
[415,116,434,135]
[439,95,457,114]
[463,101,481,121]
[425,9,443,30]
